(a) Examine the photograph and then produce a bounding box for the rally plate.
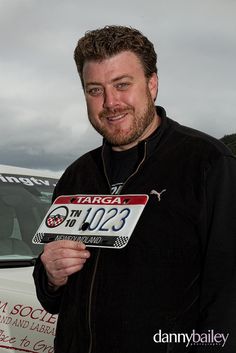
[32,194,149,249]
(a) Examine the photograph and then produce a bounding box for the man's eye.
[87,87,103,96]
[115,82,130,90]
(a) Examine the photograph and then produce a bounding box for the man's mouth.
[106,113,127,122]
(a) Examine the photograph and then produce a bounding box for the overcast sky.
[0,0,235,172]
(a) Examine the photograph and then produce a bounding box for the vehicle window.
[0,174,57,259]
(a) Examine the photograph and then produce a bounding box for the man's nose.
[103,88,119,109]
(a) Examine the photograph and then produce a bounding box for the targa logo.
[153,329,229,347]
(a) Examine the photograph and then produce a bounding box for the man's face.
[83,51,159,151]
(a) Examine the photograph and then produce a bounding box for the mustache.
[98,107,133,119]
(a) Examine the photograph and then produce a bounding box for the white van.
[0,164,60,353]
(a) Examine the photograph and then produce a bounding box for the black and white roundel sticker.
[46,206,68,228]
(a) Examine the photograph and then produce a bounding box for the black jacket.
[33,107,236,353]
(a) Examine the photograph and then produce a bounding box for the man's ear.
[148,73,158,101]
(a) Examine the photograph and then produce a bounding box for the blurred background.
[0,0,235,172]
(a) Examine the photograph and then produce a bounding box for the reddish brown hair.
[74,25,157,86]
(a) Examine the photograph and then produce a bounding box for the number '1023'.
[79,207,130,232]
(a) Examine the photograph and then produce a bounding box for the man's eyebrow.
[111,75,133,83]
[85,75,134,87]
[85,81,101,87]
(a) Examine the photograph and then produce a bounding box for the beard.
[88,88,156,147]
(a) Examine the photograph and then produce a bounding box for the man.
[33,26,236,352]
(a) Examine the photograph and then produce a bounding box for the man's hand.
[40,240,90,289]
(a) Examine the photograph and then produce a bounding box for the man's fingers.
[40,240,90,288]
[41,241,90,263]
[50,256,88,272]
[44,240,86,251]
[50,263,87,279]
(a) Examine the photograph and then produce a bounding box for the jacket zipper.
[87,141,147,353]
[88,248,101,353]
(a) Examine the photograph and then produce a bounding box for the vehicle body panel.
[0,165,60,353]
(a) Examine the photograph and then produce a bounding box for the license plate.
[32,194,149,249]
